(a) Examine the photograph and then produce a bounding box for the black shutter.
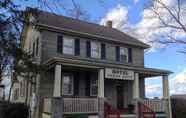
[116,46,120,61]
[74,72,79,96]
[86,41,91,57]
[32,42,35,57]
[101,43,106,59]
[128,48,132,63]
[36,38,39,56]
[75,38,80,56]
[85,72,90,96]
[57,35,63,53]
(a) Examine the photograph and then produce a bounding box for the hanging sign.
[105,68,134,80]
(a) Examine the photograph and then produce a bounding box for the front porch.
[41,64,172,118]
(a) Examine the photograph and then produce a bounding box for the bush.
[0,101,29,118]
[171,98,186,118]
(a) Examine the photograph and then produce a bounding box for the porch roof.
[43,57,172,77]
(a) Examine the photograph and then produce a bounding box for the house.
[11,8,172,118]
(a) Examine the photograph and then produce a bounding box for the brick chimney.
[106,20,112,28]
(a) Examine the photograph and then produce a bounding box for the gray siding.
[41,30,144,66]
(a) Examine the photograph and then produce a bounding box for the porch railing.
[63,97,98,114]
[141,99,167,112]
[43,97,99,114]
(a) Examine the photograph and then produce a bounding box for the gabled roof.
[28,8,150,48]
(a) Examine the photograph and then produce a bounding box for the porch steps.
[143,112,166,118]
[108,114,137,118]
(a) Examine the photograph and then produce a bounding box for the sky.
[3,0,186,98]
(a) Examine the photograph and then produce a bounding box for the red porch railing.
[104,102,121,118]
[138,101,156,118]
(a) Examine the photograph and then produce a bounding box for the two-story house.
[12,8,172,118]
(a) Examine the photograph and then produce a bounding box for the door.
[116,85,124,109]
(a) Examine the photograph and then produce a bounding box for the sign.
[105,68,134,80]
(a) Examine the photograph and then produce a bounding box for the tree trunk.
[8,81,14,102]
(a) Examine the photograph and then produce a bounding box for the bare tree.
[149,0,186,52]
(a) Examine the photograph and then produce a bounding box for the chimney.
[106,20,112,28]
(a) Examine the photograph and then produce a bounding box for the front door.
[116,85,124,109]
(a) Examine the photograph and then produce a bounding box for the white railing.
[43,97,99,114]
[142,99,167,112]
[63,97,99,114]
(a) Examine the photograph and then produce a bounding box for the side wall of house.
[41,30,144,66]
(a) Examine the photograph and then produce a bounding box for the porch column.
[133,73,140,99]
[98,69,104,118]
[98,69,104,98]
[162,75,172,118]
[53,64,62,97]
[162,75,169,99]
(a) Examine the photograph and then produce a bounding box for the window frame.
[90,78,98,97]
[62,73,74,96]
[62,37,75,55]
[91,41,101,59]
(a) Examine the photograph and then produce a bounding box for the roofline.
[36,23,150,49]
[43,57,172,76]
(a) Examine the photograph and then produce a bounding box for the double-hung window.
[63,37,74,55]
[120,47,128,62]
[90,78,98,96]
[62,74,73,95]
[91,41,101,58]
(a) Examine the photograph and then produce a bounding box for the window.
[14,88,19,100]
[120,47,128,62]
[91,41,101,58]
[63,37,74,55]
[62,74,73,95]
[90,78,98,96]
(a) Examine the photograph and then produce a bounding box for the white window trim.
[91,41,101,59]
[62,73,74,96]
[90,78,98,96]
[120,47,128,62]
[62,36,75,55]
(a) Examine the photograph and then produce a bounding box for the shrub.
[171,98,186,118]
[0,101,29,118]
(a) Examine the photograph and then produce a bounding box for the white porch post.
[98,68,104,118]
[162,75,172,118]
[162,75,169,99]
[53,64,62,97]
[98,69,104,98]
[133,73,140,99]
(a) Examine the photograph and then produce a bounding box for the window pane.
[90,79,98,96]
[63,38,74,55]
[63,75,73,95]
[91,42,100,58]
[120,47,128,62]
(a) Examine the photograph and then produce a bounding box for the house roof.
[28,8,150,48]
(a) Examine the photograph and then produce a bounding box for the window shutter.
[32,42,35,57]
[75,38,80,56]
[57,35,63,53]
[86,41,91,57]
[36,38,39,56]
[116,46,120,61]
[74,72,79,96]
[85,72,90,96]
[128,48,132,63]
[101,43,106,59]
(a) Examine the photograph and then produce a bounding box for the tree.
[0,0,91,102]
[148,0,186,52]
